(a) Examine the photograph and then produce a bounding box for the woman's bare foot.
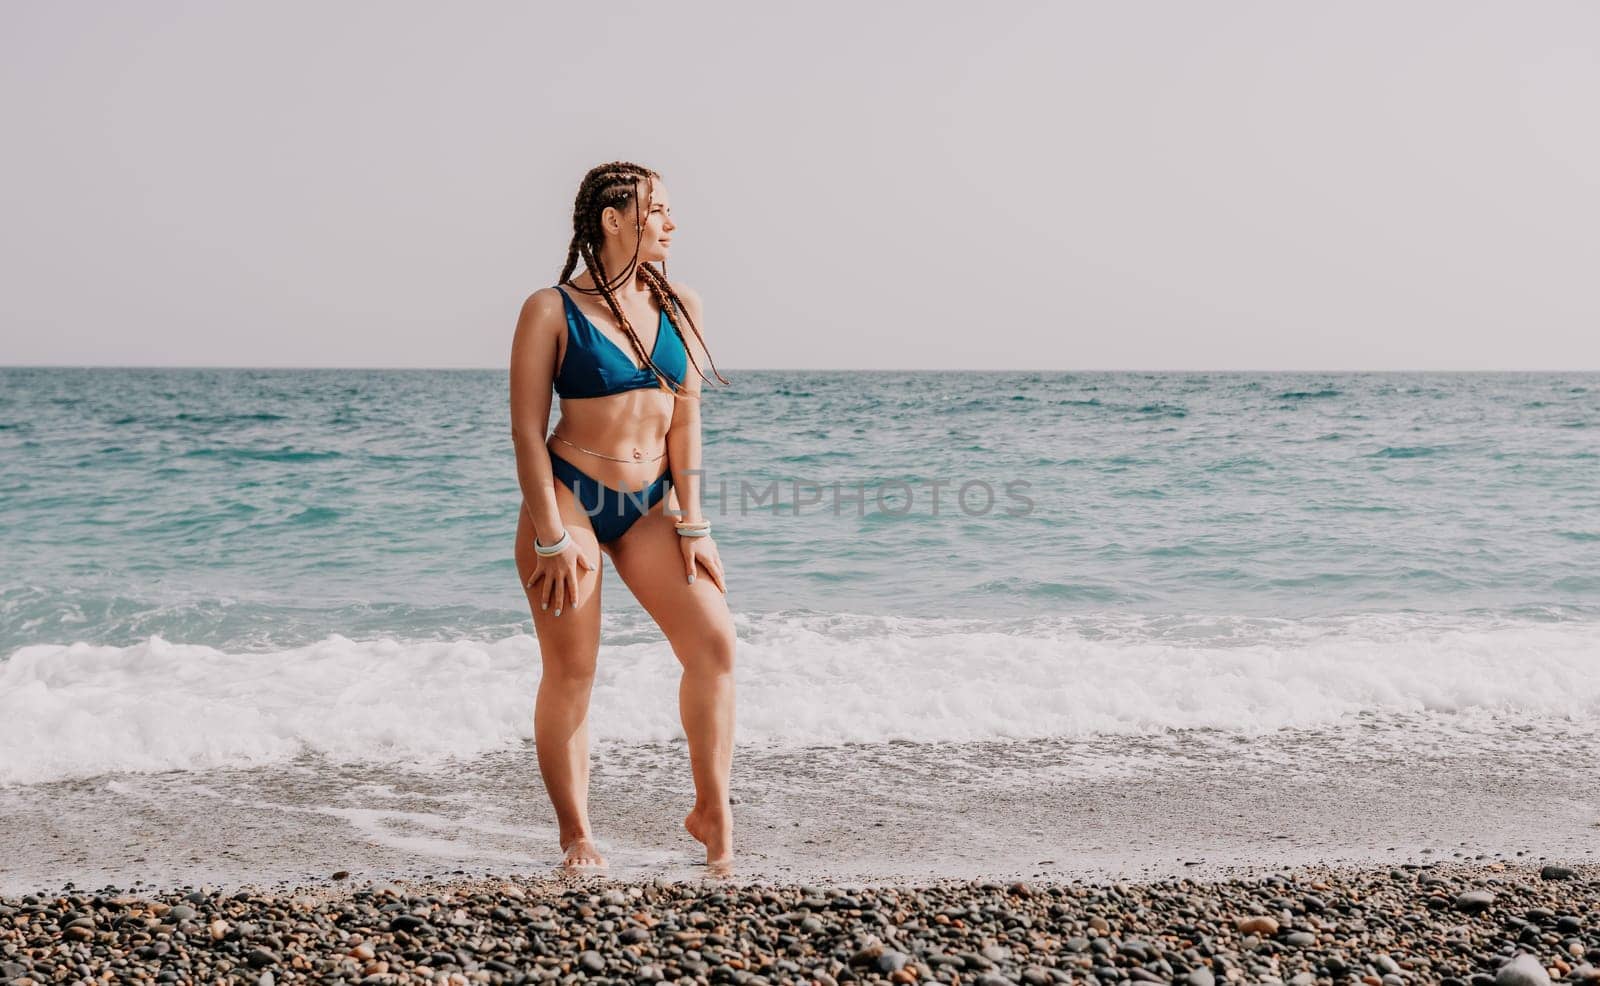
[684,801,733,873]
[560,834,607,869]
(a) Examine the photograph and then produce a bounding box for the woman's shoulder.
[524,284,569,310]
[512,287,571,348]
[519,286,569,323]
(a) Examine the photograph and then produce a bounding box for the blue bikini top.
[552,285,687,399]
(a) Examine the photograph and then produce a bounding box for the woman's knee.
[675,621,738,676]
[538,654,597,689]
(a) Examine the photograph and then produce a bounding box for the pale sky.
[1,1,1596,371]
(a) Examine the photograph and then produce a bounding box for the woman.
[508,162,736,872]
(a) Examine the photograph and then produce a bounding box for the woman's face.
[607,178,675,263]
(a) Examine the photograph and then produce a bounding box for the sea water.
[1,368,1597,889]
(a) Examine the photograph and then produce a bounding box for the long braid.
[581,240,654,382]
[572,167,649,294]
[593,175,656,383]
[638,263,731,391]
[632,269,687,396]
[559,177,611,287]
[576,171,653,369]
[554,162,729,396]
[578,234,678,396]
[556,242,581,289]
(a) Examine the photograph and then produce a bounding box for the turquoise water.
[3,367,1599,886]
[2,368,1596,651]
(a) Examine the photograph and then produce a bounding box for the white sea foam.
[2,612,1597,785]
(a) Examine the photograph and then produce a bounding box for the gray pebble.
[1497,953,1553,985]
[1456,890,1496,914]
[245,947,278,968]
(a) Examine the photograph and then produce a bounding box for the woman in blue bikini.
[508,162,734,872]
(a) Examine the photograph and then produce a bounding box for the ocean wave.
[1369,446,1441,459]
[2,611,1597,785]
[188,411,288,422]
[180,447,343,462]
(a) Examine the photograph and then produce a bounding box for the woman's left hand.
[680,533,727,594]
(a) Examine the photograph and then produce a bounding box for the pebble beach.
[2,862,1596,986]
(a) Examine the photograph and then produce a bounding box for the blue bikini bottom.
[548,450,673,544]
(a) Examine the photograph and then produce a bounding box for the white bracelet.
[534,530,571,556]
[676,528,711,538]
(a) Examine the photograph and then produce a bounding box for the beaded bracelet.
[534,530,571,556]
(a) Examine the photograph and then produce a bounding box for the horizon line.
[3,364,1598,374]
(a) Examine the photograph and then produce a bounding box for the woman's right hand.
[526,534,595,617]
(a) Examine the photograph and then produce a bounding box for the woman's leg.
[514,490,608,868]
[607,489,738,869]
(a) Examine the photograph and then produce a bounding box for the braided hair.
[557,162,730,396]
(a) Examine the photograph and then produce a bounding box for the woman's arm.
[509,289,565,539]
[666,283,708,524]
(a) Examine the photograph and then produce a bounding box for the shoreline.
[6,727,1597,899]
[2,861,1595,985]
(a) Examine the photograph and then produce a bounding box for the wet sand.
[2,727,1596,897]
